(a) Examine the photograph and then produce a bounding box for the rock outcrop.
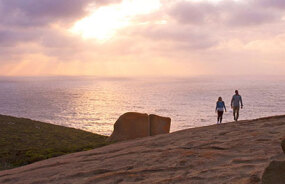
[108,112,149,142]
[149,114,171,136]
[262,138,285,184]
[262,161,285,184]
[108,112,171,142]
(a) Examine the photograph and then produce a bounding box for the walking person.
[231,90,243,121]
[216,97,227,124]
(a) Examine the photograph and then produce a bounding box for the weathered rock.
[149,114,171,136]
[262,161,285,184]
[108,113,171,142]
[108,112,149,142]
[281,139,285,154]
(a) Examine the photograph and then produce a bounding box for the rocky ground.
[1,115,285,184]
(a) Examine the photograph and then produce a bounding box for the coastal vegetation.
[0,115,108,171]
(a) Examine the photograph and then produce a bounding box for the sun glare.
[70,0,161,42]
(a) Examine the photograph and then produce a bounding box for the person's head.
[218,97,222,101]
[235,90,239,95]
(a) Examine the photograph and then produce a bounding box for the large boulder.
[108,112,149,142]
[108,112,171,142]
[262,161,285,184]
[149,114,171,136]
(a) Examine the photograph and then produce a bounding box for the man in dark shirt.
[231,90,243,121]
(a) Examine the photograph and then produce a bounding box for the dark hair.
[218,97,222,101]
[235,90,239,94]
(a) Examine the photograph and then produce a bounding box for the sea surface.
[1,76,285,135]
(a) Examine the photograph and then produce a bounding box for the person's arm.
[215,102,218,112]
[240,96,243,108]
[231,96,234,108]
[223,102,227,112]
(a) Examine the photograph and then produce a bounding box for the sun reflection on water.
[1,77,285,136]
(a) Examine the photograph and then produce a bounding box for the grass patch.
[0,114,109,171]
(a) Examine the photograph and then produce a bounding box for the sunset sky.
[0,0,285,77]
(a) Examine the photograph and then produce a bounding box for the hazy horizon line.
[1,74,285,80]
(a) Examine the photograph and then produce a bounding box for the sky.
[0,0,285,77]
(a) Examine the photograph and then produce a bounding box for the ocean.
[1,76,285,135]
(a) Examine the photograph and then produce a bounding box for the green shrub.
[0,115,109,171]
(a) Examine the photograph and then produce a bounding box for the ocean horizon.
[1,75,285,135]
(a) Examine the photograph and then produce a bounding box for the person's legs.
[236,107,240,121]
[217,111,223,124]
[219,111,223,123]
[233,107,237,121]
[217,115,220,124]
[217,112,221,124]
[233,106,240,121]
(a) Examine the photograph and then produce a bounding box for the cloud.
[257,0,285,9]
[168,0,283,27]
[136,24,217,50]
[0,0,122,59]
[0,0,122,27]
[0,0,285,76]
[168,1,217,25]
[0,0,124,48]
[226,5,280,27]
